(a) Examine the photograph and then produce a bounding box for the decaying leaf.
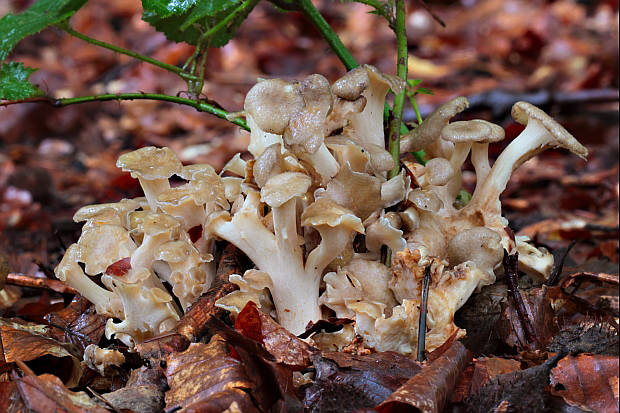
[375,341,471,413]
[469,357,522,396]
[235,301,315,370]
[496,287,558,351]
[11,362,107,413]
[303,351,422,412]
[0,318,81,386]
[45,295,106,353]
[165,334,260,412]
[550,354,619,413]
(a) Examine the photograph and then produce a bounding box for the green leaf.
[416,87,434,95]
[181,0,240,30]
[143,0,255,48]
[142,0,196,18]
[406,79,422,88]
[0,62,43,100]
[0,0,88,61]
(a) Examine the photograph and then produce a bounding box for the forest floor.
[0,0,618,411]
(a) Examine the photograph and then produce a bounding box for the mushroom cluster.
[55,66,587,354]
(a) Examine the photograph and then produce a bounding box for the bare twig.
[545,240,577,286]
[503,250,536,343]
[414,0,446,27]
[6,273,77,294]
[417,264,431,362]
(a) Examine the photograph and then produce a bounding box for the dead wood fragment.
[303,351,422,412]
[375,341,471,413]
[235,300,315,370]
[298,317,353,339]
[550,354,619,413]
[547,318,619,356]
[417,264,432,362]
[469,357,521,396]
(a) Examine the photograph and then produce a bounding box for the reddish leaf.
[235,301,315,370]
[188,225,203,243]
[469,357,522,396]
[550,354,619,413]
[375,341,472,413]
[0,380,25,413]
[105,257,131,276]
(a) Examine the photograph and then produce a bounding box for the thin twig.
[545,240,577,286]
[87,387,123,413]
[6,273,77,294]
[417,264,431,362]
[1,93,249,130]
[58,25,198,81]
[414,0,446,27]
[503,250,536,343]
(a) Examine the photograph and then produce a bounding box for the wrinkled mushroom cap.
[260,172,311,208]
[400,97,469,153]
[253,143,285,188]
[424,158,454,186]
[511,101,588,160]
[244,79,304,134]
[447,226,503,271]
[332,66,370,100]
[73,199,141,224]
[116,147,182,180]
[301,198,364,234]
[441,119,505,144]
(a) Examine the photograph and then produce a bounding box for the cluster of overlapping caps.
[55,65,587,355]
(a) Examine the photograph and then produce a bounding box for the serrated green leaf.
[142,0,197,18]
[0,62,43,100]
[181,0,241,30]
[0,0,88,61]
[143,0,256,48]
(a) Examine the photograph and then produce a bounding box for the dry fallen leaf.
[375,341,472,413]
[0,318,81,387]
[550,354,619,413]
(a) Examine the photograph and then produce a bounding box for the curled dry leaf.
[45,295,107,354]
[10,367,107,413]
[0,318,81,387]
[165,334,259,413]
[303,351,422,412]
[235,300,315,370]
[375,341,472,413]
[550,354,619,413]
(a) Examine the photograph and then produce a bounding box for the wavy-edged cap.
[117,147,182,179]
[441,119,505,144]
[244,78,304,135]
[301,198,364,234]
[511,101,588,160]
[260,172,311,208]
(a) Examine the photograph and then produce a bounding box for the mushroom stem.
[138,177,169,211]
[467,118,551,214]
[470,142,491,191]
[301,143,340,184]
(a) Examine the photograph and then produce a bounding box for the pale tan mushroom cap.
[301,197,364,234]
[244,79,304,134]
[332,66,369,100]
[400,97,470,153]
[178,164,217,180]
[511,101,588,160]
[73,199,141,223]
[446,226,503,271]
[260,172,311,208]
[116,147,182,180]
[441,119,504,144]
[424,158,454,186]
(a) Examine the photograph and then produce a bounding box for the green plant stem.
[387,0,408,180]
[204,0,260,41]
[411,95,423,125]
[1,93,248,130]
[59,25,198,81]
[298,0,358,71]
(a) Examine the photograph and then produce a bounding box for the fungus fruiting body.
[55,68,587,353]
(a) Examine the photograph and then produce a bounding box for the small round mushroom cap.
[332,67,370,100]
[116,147,182,180]
[440,119,504,144]
[447,227,503,271]
[400,97,470,153]
[260,172,311,208]
[511,101,588,160]
[244,79,304,135]
[424,158,454,186]
[73,199,141,223]
[408,188,443,213]
[178,164,217,180]
[301,198,364,234]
